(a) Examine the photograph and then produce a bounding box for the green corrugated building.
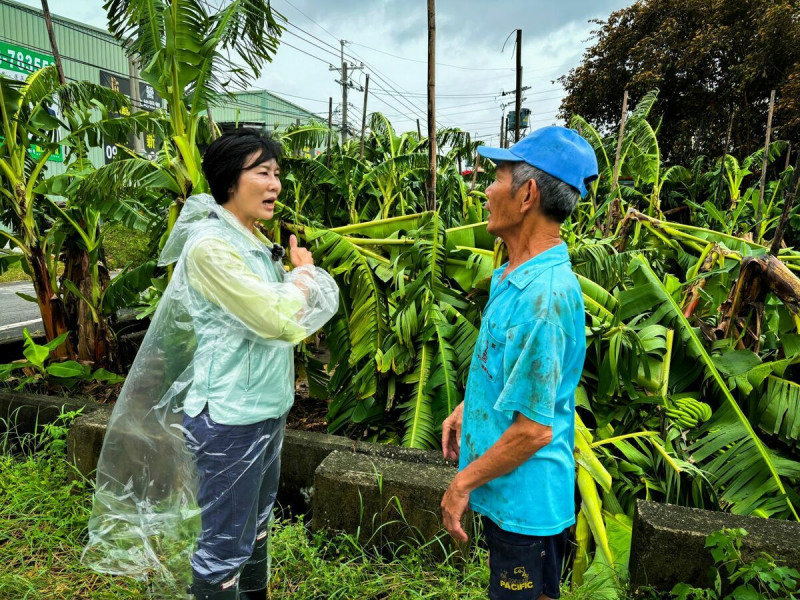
[0,0,318,169]
[213,90,322,133]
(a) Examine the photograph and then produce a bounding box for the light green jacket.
[177,195,339,424]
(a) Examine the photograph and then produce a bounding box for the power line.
[347,41,514,72]
[282,28,341,61]
[346,46,459,128]
[371,85,563,99]
[274,6,457,129]
[274,20,429,128]
[278,0,340,44]
[278,39,335,66]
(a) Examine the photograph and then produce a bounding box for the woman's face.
[227,152,282,224]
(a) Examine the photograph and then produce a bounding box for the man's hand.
[442,402,464,461]
[441,475,471,542]
[289,234,314,268]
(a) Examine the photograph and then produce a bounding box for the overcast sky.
[16,0,633,143]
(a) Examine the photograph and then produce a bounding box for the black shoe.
[189,576,240,600]
[240,533,270,592]
[239,589,267,600]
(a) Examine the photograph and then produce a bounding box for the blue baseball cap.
[477,126,599,197]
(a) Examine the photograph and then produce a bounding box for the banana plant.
[101,0,285,233]
[621,255,800,519]
[0,67,148,360]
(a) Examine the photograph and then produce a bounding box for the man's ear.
[519,178,539,214]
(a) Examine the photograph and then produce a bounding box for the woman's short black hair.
[202,128,283,205]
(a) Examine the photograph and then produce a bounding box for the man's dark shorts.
[482,516,569,599]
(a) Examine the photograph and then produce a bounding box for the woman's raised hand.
[289,234,314,268]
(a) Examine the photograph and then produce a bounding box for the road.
[0,279,45,341]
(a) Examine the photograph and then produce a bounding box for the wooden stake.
[605,90,629,234]
[359,74,370,159]
[770,156,800,256]
[612,90,629,191]
[716,110,734,206]
[756,89,776,234]
[40,0,66,86]
[426,0,437,212]
[470,154,481,192]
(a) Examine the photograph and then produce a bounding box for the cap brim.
[476,146,524,164]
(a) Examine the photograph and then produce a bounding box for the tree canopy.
[558,0,800,165]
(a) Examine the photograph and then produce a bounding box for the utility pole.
[504,115,508,148]
[427,0,437,211]
[514,28,522,143]
[360,74,370,159]
[417,119,422,139]
[341,61,348,144]
[326,97,333,168]
[499,113,504,150]
[330,40,363,146]
[40,0,66,86]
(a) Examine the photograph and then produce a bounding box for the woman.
[83,129,339,600]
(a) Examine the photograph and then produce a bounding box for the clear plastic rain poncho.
[83,194,339,594]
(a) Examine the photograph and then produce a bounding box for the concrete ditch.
[8,390,800,582]
[629,499,800,591]
[5,390,463,547]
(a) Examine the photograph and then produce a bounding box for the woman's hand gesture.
[289,235,314,268]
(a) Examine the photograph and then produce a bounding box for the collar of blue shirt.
[494,242,570,290]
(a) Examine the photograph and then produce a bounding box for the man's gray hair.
[509,162,580,222]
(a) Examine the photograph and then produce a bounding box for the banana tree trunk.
[62,245,116,368]
[28,245,73,359]
[718,254,800,350]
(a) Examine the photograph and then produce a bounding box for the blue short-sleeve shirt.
[459,242,586,536]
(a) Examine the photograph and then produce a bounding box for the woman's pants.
[183,407,286,592]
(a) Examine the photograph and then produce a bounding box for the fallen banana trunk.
[718,253,800,349]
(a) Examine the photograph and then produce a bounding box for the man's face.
[485,163,528,238]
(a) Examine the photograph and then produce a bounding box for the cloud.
[11,0,634,140]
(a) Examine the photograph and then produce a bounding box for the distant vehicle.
[461,166,485,177]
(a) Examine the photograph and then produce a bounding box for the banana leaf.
[621,255,799,519]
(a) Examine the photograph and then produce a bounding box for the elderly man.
[440,127,598,600]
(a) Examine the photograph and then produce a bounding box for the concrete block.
[66,406,113,479]
[630,500,800,592]
[312,449,463,551]
[0,390,100,445]
[0,333,45,363]
[279,429,355,514]
[279,429,455,516]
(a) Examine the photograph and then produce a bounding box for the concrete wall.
[630,500,800,592]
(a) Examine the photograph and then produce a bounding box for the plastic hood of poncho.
[82,194,338,594]
[159,193,273,266]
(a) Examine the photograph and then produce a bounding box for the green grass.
[100,224,151,271]
[0,262,27,284]
[0,453,146,599]
[0,445,598,600]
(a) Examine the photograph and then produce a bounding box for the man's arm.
[441,413,551,542]
[441,318,566,541]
